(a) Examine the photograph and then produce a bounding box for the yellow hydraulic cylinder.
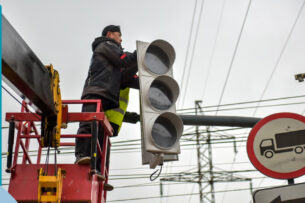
[42,64,62,147]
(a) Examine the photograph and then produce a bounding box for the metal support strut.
[6,120,15,173]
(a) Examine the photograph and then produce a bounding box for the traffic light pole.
[124,113,261,128]
[179,115,261,127]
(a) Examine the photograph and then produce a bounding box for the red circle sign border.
[247,112,305,179]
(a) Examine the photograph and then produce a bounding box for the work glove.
[123,112,140,123]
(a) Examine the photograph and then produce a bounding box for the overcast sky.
[1,0,305,202]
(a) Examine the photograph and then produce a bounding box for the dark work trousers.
[75,94,114,172]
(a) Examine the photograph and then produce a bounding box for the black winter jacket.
[81,37,137,109]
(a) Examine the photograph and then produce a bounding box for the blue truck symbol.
[260,129,305,158]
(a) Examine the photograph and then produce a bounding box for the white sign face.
[247,113,305,179]
[253,182,305,203]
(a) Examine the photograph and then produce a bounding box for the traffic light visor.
[144,40,175,75]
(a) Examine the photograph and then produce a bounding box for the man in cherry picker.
[75,25,138,185]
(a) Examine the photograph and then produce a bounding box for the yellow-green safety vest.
[105,88,130,133]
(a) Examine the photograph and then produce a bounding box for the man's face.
[107,31,122,44]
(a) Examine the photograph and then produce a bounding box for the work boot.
[75,156,91,165]
[104,183,114,191]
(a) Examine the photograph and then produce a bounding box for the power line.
[183,127,245,136]
[0,175,268,185]
[107,184,276,202]
[2,85,41,120]
[108,169,257,181]
[177,94,305,112]
[110,161,250,171]
[3,95,304,129]
[111,144,248,154]
[180,0,206,108]
[178,101,305,115]
[2,127,246,153]
[253,0,305,189]
[216,0,253,114]
[2,140,248,158]
[252,0,305,116]
[179,0,199,97]
[110,169,256,178]
[201,0,227,100]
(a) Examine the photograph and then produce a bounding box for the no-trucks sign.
[247,112,305,179]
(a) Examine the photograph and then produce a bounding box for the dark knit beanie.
[102,25,121,36]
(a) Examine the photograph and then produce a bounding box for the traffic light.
[137,40,183,168]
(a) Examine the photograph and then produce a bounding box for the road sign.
[253,182,305,203]
[247,112,305,179]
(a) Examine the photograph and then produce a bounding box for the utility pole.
[195,100,215,203]
[195,100,204,203]
[195,100,216,202]
[207,126,215,202]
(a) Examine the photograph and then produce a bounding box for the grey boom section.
[2,15,56,116]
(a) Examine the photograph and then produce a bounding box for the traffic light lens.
[152,117,177,149]
[145,45,170,74]
[149,80,173,110]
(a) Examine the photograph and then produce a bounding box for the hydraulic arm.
[2,15,64,202]
[2,15,62,147]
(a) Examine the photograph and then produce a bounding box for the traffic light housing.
[137,40,183,168]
